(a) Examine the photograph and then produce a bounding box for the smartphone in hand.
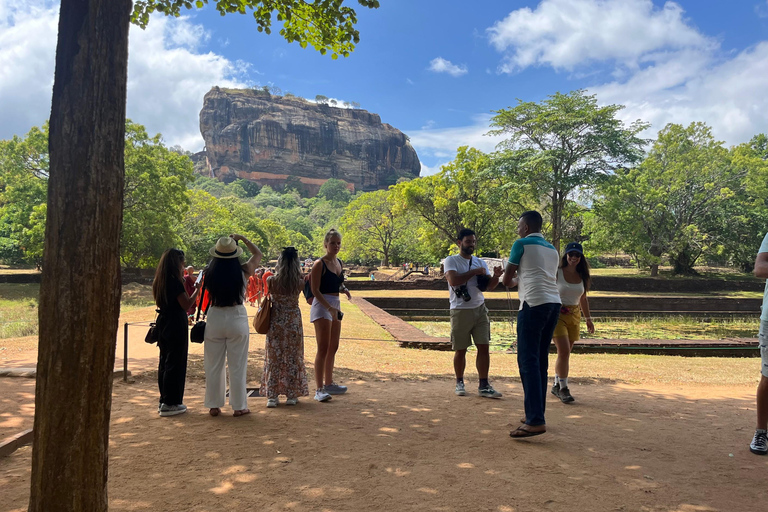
[195,270,204,286]
[337,310,344,321]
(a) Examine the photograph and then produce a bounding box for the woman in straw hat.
[203,234,262,417]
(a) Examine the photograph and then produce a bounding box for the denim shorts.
[759,320,768,378]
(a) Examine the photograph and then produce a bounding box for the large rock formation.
[199,87,421,193]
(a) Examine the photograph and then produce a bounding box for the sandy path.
[1,374,766,512]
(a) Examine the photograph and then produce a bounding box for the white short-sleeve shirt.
[444,254,490,310]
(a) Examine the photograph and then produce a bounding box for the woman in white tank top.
[551,242,595,404]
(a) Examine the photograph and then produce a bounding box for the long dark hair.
[560,251,591,292]
[205,256,247,306]
[153,248,185,309]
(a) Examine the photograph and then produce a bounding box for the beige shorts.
[450,304,491,351]
[553,304,581,342]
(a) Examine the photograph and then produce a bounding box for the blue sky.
[3,0,768,174]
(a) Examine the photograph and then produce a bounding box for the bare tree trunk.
[551,190,561,252]
[29,1,131,511]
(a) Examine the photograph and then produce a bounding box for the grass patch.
[0,284,39,338]
[354,289,763,299]
[409,315,760,346]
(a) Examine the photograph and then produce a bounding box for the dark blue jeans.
[517,302,561,427]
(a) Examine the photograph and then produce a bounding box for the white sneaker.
[267,398,278,408]
[314,389,332,402]
[455,381,466,396]
[159,404,187,417]
[285,398,298,406]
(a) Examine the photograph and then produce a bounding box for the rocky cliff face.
[199,88,421,193]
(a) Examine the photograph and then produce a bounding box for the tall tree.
[594,122,733,275]
[340,189,405,266]
[0,125,49,266]
[32,1,378,510]
[488,89,648,251]
[121,121,194,268]
[398,146,529,256]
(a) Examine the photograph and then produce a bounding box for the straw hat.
[209,237,243,259]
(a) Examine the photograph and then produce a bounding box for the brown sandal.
[510,425,546,438]
[233,409,251,417]
[209,408,220,416]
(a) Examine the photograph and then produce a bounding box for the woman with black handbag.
[203,235,262,417]
[152,248,200,417]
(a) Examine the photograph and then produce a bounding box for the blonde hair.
[324,228,342,244]
[272,247,303,295]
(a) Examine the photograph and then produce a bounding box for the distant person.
[260,247,309,407]
[551,242,595,404]
[310,228,351,402]
[183,265,197,323]
[203,235,262,417]
[750,231,768,455]
[444,228,504,399]
[503,211,561,438]
[262,267,274,297]
[246,269,259,307]
[370,272,375,281]
[152,249,200,417]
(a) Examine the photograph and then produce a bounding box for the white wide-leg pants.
[204,305,250,411]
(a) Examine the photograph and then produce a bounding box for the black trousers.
[157,315,189,406]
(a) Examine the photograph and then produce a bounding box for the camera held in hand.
[453,285,472,302]
[476,274,490,292]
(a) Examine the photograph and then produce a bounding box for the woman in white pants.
[203,235,261,417]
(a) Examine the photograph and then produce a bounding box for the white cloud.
[757,1,768,18]
[428,57,468,77]
[408,114,506,165]
[488,0,713,73]
[0,1,251,151]
[487,0,768,146]
[591,42,768,146]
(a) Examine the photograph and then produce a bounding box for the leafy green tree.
[121,121,194,268]
[489,89,648,251]
[318,178,352,204]
[233,178,261,197]
[36,1,379,508]
[398,147,530,256]
[594,122,733,275]
[340,189,404,265]
[0,124,49,265]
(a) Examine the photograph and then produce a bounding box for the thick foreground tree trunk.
[29,1,131,511]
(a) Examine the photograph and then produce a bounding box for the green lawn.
[409,315,760,346]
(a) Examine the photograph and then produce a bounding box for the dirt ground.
[2,371,767,512]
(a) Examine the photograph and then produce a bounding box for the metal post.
[123,322,128,382]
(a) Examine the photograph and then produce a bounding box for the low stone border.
[0,367,36,378]
[0,429,33,458]
[350,297,451,350]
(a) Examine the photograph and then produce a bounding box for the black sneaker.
[550,382,560,398]
[750,430,768,455]
[558,387,575,403]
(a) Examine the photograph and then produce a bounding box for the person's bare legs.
[324,319,342,386]
[314,318,332,390]
[553,335,571,380]
[475,344,489,380]
[757,375,768,430]
[454,349,467,381]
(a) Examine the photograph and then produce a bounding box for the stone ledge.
[0,429,33,458]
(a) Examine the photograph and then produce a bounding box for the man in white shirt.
[444,228,504,398]
[750,232,768,455]
[502,211,561,438]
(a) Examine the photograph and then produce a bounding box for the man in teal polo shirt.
[750,232,768,455]
[502,211,561,438]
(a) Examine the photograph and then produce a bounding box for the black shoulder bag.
[190,286,209,344]
[145,309,161,344]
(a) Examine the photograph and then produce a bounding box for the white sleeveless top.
[557,268,584,306]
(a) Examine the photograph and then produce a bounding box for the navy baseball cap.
[564,242,583,255]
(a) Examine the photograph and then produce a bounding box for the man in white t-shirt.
[750,232,768,455]
[444,228,504,398]
[502,211,561,438]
